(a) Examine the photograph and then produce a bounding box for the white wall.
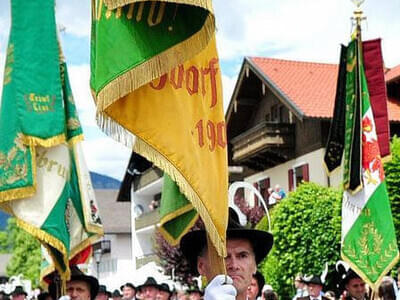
[95,233,135,291]
[245,148,342,201]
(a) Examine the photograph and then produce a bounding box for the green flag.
[91,0,215,114]
[159,174,198,245]
[340,33,399,288]
[0,0,103,283]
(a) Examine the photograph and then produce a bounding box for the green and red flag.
[326,25,399,288]
[0,0,103,285]
[90,0,228,265]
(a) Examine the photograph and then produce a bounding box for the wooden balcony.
[230,122,295,170]
[136,254,159,269]
[135,209,160,230]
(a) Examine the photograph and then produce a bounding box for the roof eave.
[245,57,305,121]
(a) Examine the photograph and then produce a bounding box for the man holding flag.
[324,1,399,290]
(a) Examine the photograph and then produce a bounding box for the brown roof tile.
[249,57,400,121]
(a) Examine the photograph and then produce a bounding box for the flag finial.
[351,0,366,29]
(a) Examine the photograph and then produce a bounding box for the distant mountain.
[90,172,121,189]
[0,211,9,230]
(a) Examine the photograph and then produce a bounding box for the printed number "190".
[195,120,227,151]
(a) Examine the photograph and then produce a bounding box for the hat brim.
[136,284,159,292]
[302,277,323,286]
[180,228,273,275]
[49,274,99,300]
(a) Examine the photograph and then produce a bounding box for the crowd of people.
[1,206,398,300]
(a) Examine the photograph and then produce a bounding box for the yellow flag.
[104,37,227,256]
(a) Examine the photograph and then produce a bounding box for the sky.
[0,0,399,180]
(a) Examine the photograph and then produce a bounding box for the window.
[288,164,309,191]
[271,105,278,122]
[279,106,285,122]
[254,178,270,205]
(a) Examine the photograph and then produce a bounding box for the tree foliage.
[384,136,400,251]
[257,182,342,299]
[0,218,41,287]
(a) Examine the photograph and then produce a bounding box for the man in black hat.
[180,208,273,300]
[10,286,27,300]
[298,276,329,300]
[342,270,367,300]
[96,285,111,300]
[156,283,171,300]
[50,266,99,300]
[186,286,203,300]
[121,283,136,300]
[247,271,265,300]
[111,290,122,300]
[137,277,159,300]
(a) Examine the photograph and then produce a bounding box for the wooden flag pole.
[206,234,226,279]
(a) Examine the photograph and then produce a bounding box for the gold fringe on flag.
[16,218,70,283]
[342,248,400,290]
[24,134,66,148]
[133,138,226,258]
[0,145,37,202]
[93,13,215,113]
[158,204,199,246]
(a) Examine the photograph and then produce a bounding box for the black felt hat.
[120,283,135,291]
[301,275,324,286]
[158,283,171,295]
[98,285,111,297]
[137,277,159,291]
[112,290,122,298]
[180,208,273,275]
[186,286,203,296]
[49,266,99,300]
[11,286,27,297]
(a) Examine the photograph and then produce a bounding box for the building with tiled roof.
[226,56,400,199]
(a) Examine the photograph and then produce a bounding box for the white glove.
[204,274,237,300]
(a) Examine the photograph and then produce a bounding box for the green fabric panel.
[40,182,70,271]
[68,149,85,226]
[160,173,197,240]
[91,2,208,92]
[342,182,398,283]
[62,62,83,139]
[163,209,197,239]
[343,40,357,186]
[11,0,65,138]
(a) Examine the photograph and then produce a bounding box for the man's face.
[122,287,135,299]
[11,295,25,300]
[294,279,303,289]
[346,278,366,300]
[198,238,256,296]
[67,280,91,300]
[307,283,322,298]
[188,292,202,300]
[95,293,108,300]
[156,290,170,300]
[141,286,158,300]
[246,277,260,300]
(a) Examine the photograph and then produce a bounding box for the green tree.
[0,218,41,287]
[257,182,342,299]
[384,136,400,251]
